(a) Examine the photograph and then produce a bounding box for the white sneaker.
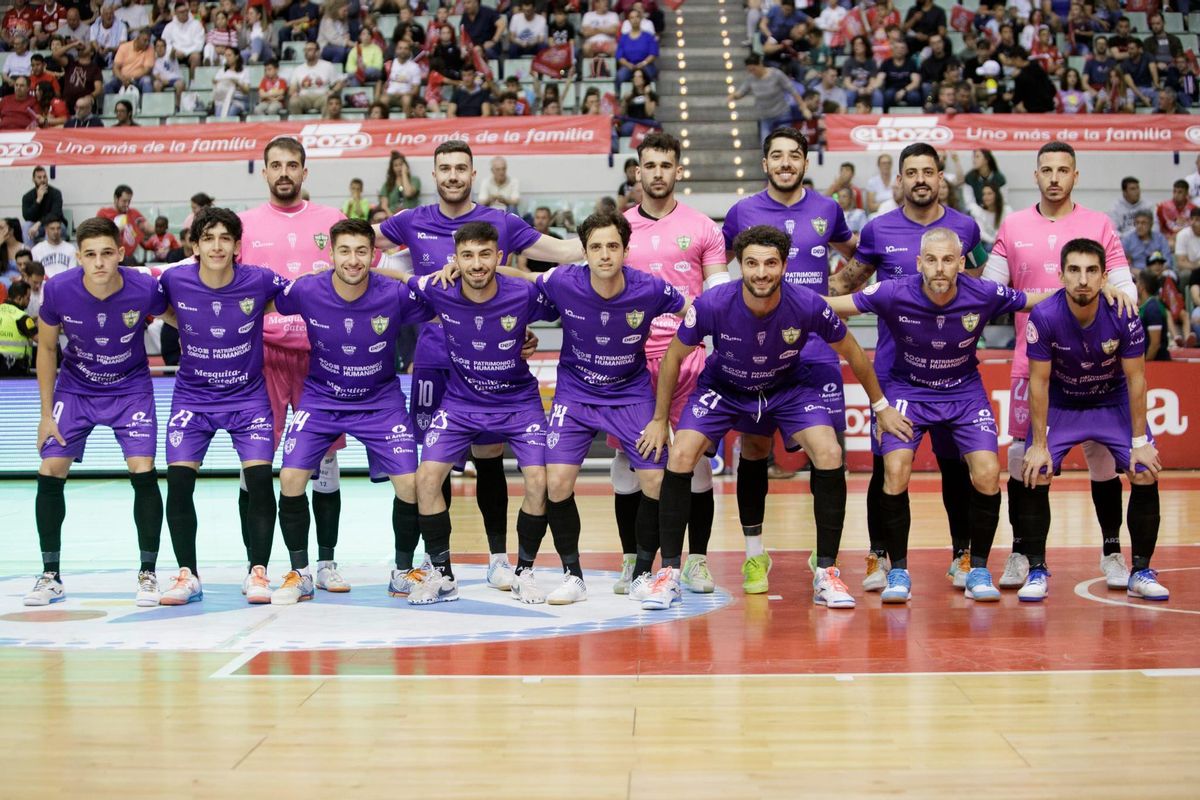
[680,554,715,593]
[511,568,546,604]
[315,560,351,593]
[243,565,272,604]
[135,570,161,607]
[487,555,516,591]
[408,570,459,605]
[23,572,64,606]
[862,553,890,592]
[1127,568,1169,601]
[628,571,654,602]
[999,552,1030,589]
[813,566,856,609]
[159,568,202,606]
[270,570,314,605]
[1101,553,1130,589]
[388,566,427,597]
[613,554,636,594]
[880,568,912,604]
[547,573,588,605]
[1016,567,1050,602]
[641,567,682,611]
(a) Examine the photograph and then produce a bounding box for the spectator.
[113,0,151,34]
[518,206,560,273]
[461,0,505,61]
[1123,39,1160,108]
[2,1,38,51]
[1011,53,1057,112]
[826,162,863,209]
[88,7,126,67]
[58,7,89,47]
[1156,87,1187,115]
[1186,154,1200,203]
[925,81,960,113]
[340,178,370,221]
[64,94,103,126]
[429,23,465,84]
[182,192,214,232]
[108,27,156,95]
[1123,209,1173,270]
[287,40,343,115]
[96,184,151,264]
[240,5,272,64]
[143,216,182,262]
[548,5,576,51]
[902,0,946,54]
[1143,13,1183,67]
[1056,66,1091,112]
[760,0,806,45]
[614,7,658,93]
[1095,64,1134,113]
[508,0,547,58]
[1167,53,1198,108]
[367,101,388,119]
[0,279,37,376]
[813,0,845,48]
[582,0,620,58]
[212,47,249,116]
[390,5,424,50]
[1157,180,1197,248]
[993,23,1027,75]
[1111,177,1157,237]
[447,65,491,117]
[836,186,868,234]
[732,53,806,144]
[1147,253,1193,348]
[864,154,894,214]
[842,35,882,109]
[919,33,959,97]
[962,36,995,82]
[21,260,45,317]
[964,184,1011,251]
[1174,207,1200,273]
[346,27,383,86]
[878,39,921,111]
[581,86,602,114]
[478,157,520,212]
[31,82,67,128]
[254,59,287,114]
[620,1,656,37]
[378,151,420,214]
[162,1,205,77]
[1107,15,1135,59]
[800,26,833,82]
[203,10,239,65]
[955,80,981,112]
[813,66,846,113]
[280,0,320,51]
[0,219,25,280]
[27,54,60,98]
[616,158,638,211]
[22,167,64,242]
[381,42,420,113]
[151,37,185,109]
[31,214,76,277]
[1083,36,1116,92]
[61,43,103,116]
[112,98,137,126]
[1137,270,1171,361]
[318,1,352,64]
[953,149,1004,206]
[0,76,38,129]
[494,91,518,116]
[2,33,33,90]
[1029,25,1063,78]
[322,92,343,119]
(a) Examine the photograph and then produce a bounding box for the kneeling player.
[1020,239,1168,601]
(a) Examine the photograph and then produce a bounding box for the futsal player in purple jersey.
[640,226,909,611]
[405,222,560,606]
[24,217,168,608]
[156,208,289,606]
[1019,239,1169,602]
[270,220,433,605]
[374,140,581,591]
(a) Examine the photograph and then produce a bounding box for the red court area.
[238,547,1200,678]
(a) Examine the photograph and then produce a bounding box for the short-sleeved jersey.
[722,188,853,366]
[677,280,847,394]
[159,262,289,410]
[380,203,543,370]
[852,274,1026,401]
[406,273,559,406]
[272,272,431,410]
[624,202,726,358]
[984,203,1130,378]
[39,267,167,395]
[238,200,346,351]
[1026,290,1144,408]
[536,264,686,405]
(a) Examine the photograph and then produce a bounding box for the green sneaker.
[807,550,817,573]
[681,554,715,593]
[613,554,637,594]
[742,553,772,594]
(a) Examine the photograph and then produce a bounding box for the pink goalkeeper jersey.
[238,200,345,350]
[624,202,726,358]
[984,202,1130,378]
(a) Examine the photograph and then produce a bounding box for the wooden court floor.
[1,472,1198,799]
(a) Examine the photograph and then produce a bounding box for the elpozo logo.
[296,123,372,157]
[0,132,43,166]
[849,116,953,151]
[1185,126,1200,146]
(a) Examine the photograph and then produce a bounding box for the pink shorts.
[1008,376,1030,441]
[607,348,705,451]
[264,344,345,453]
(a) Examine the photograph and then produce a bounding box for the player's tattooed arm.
[637,337,695,462]
[827,257,875,296]
[1021,358,1054,488]
[36,322,66,448]
[1123,354,1162,478]
[830,330,913,443]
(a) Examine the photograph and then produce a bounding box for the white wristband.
[1132,435,1148,449]
[871,397,890,413]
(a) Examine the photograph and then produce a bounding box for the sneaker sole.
[641,599,680,610]
[743,582,769,594]
[862,576,888,592]
[271,593,314,605]
[1127,591,1169,601]
[1017,593,1047,602]
[317,585,351,593]
[613,584,630,595]
[23,595,65,606]
[965,591,1001,602]
[488,582,513,591]
[682,582,715,594]
[547,594,586,605]
[814,596,856,608]
[1107,578,1131,589]
[408,594,459,605]
[159,592,203,606]
[388,589,413,597]
[246,593,272,604]
[136,596,161,607]
[998,577,1028,589]
[881,594,911,604]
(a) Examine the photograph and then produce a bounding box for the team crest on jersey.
[344,318,354,334]
[97,313,108,327]
[936,315,946,330]
[474,315,485,331]
[683,306,697,328]
[313,233,329,250]
[371,315,389,335]
[626,310,644,328]
[676,235,691,251]
[240,297,255,315]
[1101,338,1119,355]
[784,219,796,235]
[811,217,828,236]
[212,301,223,316]
[169,431,184,447]
[121,310,140,328]
[500,315,518,332]
[961,313,980,332]
[782,327,801,344]
[651,235,661,250]
[600,311,610,326]
[756,331,767,346]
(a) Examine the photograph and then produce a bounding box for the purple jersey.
[677,280,847,394]
[273,272,432,410]
[380,203,543,370]
[407,273,558,407]
[1026,290,1145,409]
[853,274,1026,401]
[536,265,685,405]
[39,267,167,395]
[159,262,289,410]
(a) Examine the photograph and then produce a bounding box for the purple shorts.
[806,361,847,435]
[421,404,547,468]
[40,391,158,462]
[411,366,505,446]
[1048,404,1153,474]
[547,398,664,470]
[676,381,835,451]
[879,391,998,457]
[282,405,418,478]
[870,382,959,459]
[166,404,275,465]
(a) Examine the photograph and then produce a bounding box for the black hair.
[1037,140,1076,163]
[75,216,122,248]
[264,136,307,166]
[114,184,133,198]
[744,53,763,66]
[190,206,244,243]
[898,142,941,170]
[1059,237,1106,271]
[1138,270,1160,296]
[330,218,375,247]
[453,221,499,247]
[637,131,681,162]
[732,225,789,263]
[1173,179,1190,191]
[1121,176,1139,191]
[578,210,632,249]
[762,127,808,159]
[434,139,473,164]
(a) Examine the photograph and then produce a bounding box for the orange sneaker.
[242,565,272,604]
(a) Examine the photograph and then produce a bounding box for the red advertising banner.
[0,115,613,168]
[823,113,1200,152]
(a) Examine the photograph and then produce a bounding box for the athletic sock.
[165,465,199,575]
[312,488,340,562]
[1007,477,1027,556]
[130,470,162,572]
[811,466,846,568]
[547,496,583,578]
[392,497,420,570]
[658,469,692,570]
[36,474,66,576]
[738,457,768,558]
[967,488,1002,569]
[277,494,310,571]
[473,455,509,555]
[879,491,910,569]
[1127,482,1159,572]
[242,464,276,568]
[418,510,453,579]
[688,488,714,556]
[238,487,252,562]
[938,456,972,558]
[614,490,642,556]
[866,455,887,557]
[743,529,764,557]
[515,509,548,572]
[1091,477,1124,556]
[1019,484,1051,570]
[634,495,660,578]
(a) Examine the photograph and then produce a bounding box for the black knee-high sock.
[392,497,420,570]
[737,457,768,540]
[1091,477,1124,556]
[441,474,452,508]
[312,488,340,561]
[658,469,692,569]
[130,470,162,572]
[938,457,972,558]
[547,495,583,578]
[419,510,453,579]
[879,491,910,569]
[242,465,275,568]
[238,487,252,563]
[968,489,1002,569]
[165,466,199,575]
[866,455,887,556]
[473,455,509,555]
[688,488,714,556]
[811,467,846,567]
[614,491,642,555]
[36,474,66,576]
[277,494,310,571]
[515,509,548,572]
[1007,477,1028,556]
[1019,484,1051,570]
[634,495,660,578]
[1127,482,1159,572]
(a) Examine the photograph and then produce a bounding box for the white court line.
[211,648,263,678]
[1072,567,1200,616]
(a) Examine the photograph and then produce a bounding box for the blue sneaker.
[1017,567,1050,602]
[880,568,911,604]
[1127,568,1170,601]
[964,567,1001,602]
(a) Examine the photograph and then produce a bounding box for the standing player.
[829,142,984,592]
[641,226,908,611]
[238,137,350,594]
[720,127,857,593]
[24,217,167,607]
[404,222,560,605]
[616,132,729,596]
[1019,239,1168,601]
[374,140,582,592]
[270,220,433,605]
[156,208,288,606]
[982,141,1138,591]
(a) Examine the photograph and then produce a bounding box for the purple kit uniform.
[38,268,167,461]
[722,189,853,431]
[379,204,541,435]
[406,273,559,466]
[537,265,686,469]
[159,262,289,464]
[273,272,431,478]
[675,280,847,447]
[1026,291,1149,472]
[855,207,982,457]
[852,274,1026,456]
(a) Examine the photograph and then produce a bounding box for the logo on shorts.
[97,313,107,327]
[390,423,408,435]
[371,315,389,335]
[211,328,226,338]
[547,431,560,448]
[284,438,297,454]
[626,310,644,328]
[811,217,827,236]
[961,313,980,332]
[784,219,795,235]
[823,382,838,394]
[676,235,691,251]
[1025,322,1039,344]
[691,405,708,418]
[782,327,801,344]
[240,297,255,315]
[424,431,440,446]
[169,431,184,447]
[1101,338,1119,355]
[343,318,354,334]
[95,337,109,346]
[936,315,946,330]
[756,331,767,346]
[416,412,431,430]
[500,315,518,332]
[212,301,223,316]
